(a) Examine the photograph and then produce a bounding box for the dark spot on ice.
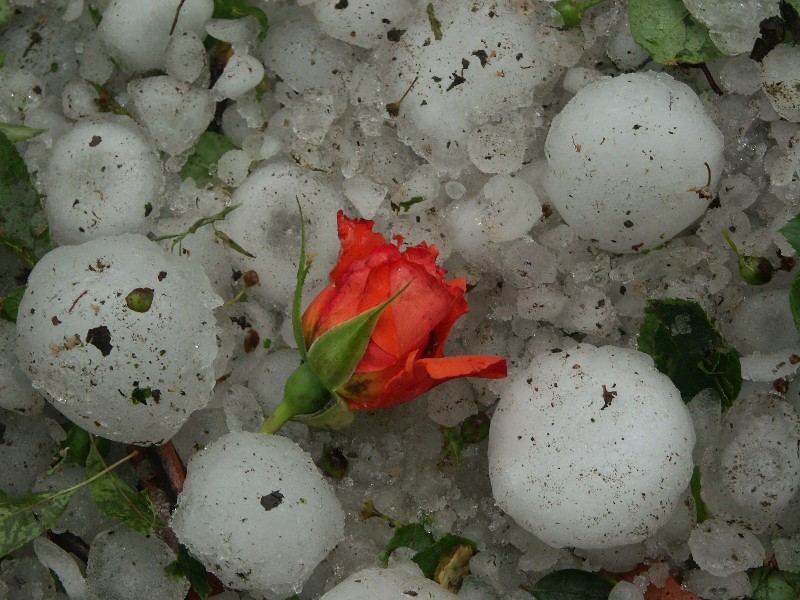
[86,325,112,356]
[260,490,284,510]
[0,422,5,444]
[334,0,347,7]
[144,203,153,217]
[51,316,61,326]
[244,329,260,353]
[471,49,488,67]
[446,72,466,91]
[229,315,252,330]
[601,384,617,410]
[158,271,167,281]
[89,135,102,147]
[387,28,405,42]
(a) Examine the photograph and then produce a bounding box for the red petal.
[330,211,393,283]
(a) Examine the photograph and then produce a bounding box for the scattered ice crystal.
[85,528,189,600]
[213,53,265,101]
[43,116,164,245]
[544,72,724,252]
[761,45,800,123]
[0,409,58,496]
[683,0,779,56]
[15,234,221,444]
[171,432,345,598]
[489,345,695,548]
[165,31,208,84]
[98,0,214,73]
[688,519,765,577]
[319,567,457,599]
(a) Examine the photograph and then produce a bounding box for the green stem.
[258,401,295,434]
[722,229,740,256]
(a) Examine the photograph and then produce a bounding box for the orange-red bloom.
[301,212,507,410]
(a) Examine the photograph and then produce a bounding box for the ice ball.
[320,567,457,599]
[15,234,221,445]
[489,344,695,548]
[171,431,345,598]
[43,116,163,246]
[761,45,800,123]
[544,72,724,253]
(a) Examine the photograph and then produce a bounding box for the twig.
[698,63,723,96]
[154,441,187,495]
[169,0,188,36]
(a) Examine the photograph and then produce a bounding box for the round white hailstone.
[466,113,529,174]
[98,0,213,73]
[378,0,558,173]
[0,410,58,495]
[562,67,606,94]
[205,17,261,44]
[773,535,800,572]
[761,45,800,123]
[0,321,42,415]
[212,53,265,100]
[544,72,724,253]
[718,56,761,97]
[127,75,216,156]
[684,570,752,600]
[311,0,415,49]
[216,149,252,186]
[682,0,779,56]
[320,567,457,600]
[701,395,800,531]
[165,31,208,84]
[86,528,189,600]
[343,174,388,219]
[15,234,222,445]
[43,116,163,246]
[488,344,695,548]
[721,290,799,354]
[171,408,228,459]
[61,79,101,120]
[224,162,346,306]
[688,519,765,577]
[171,432,345,598]
[608,580,644,600]
[606,13,648,71]
[33,537,88,600]
[261,12,358,96]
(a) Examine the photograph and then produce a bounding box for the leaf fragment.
[165,545,211,600]
[0,490,75,559]
[529,569,615,600]
[0,122,46,142]
[212,0,269,39]
[180,131,238,184]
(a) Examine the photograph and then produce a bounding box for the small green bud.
[737,255,774,286]
[125,287,154,312]
[460,412,490,444]
[553,0,583,27]
[441,427,464,464]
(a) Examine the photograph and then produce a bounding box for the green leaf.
[628,0,721,65]
[791,272,800,333]
[412,534,477,579]
[213,0,269,40]
[530,569,615,600]
[85,439,162,534]
[426,3,443,40]
[0,123,46,142]
[0,490,75,558]
[0,131,51,266]
[306,282,411,391]
[638,298,741,410]
[441,427,463,464]
[0,286,25,323]
[0,0,11,28]
[749,567,800,600]
[379,523,435,564]
[213,229,255,258]
[180,132,238,183]
[61,424,92,466]
[165,545,211,600]
[690,465,709,523]
[780,214,800,256]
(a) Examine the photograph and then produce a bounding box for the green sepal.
[293,393,354,430]
[306,282,411,392]
[292,200,309,359]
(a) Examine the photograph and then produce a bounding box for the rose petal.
[330,211,394,282]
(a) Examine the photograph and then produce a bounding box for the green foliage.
[748,567,800,600]
[149,204,253,258]
[426,3,442,40]
[212,0,269,39]
[85,439,162,534]
[0,131,51,267]
[0,286,25,323]
[0,123,45,142]
[165,545,211,600]
[528,569,615,600]
[628,0,721,65]
[412,534,476,579]
[0,490,75,558]
[780,214,800,256]
[690,466,709,523]
[0,0,10,28]
[790,274,800,333]
[779,215,800,333]
[180,132,238,184]
[380,523,435,563]
[638,298,741,409]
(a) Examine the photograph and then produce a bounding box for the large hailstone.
[99,0,214,73]
[544,72,724,253]
[761,45,800,123]
[320,567,457,600]
[171,432,345,598]
[311,0,414,49]
[15,234,221,445]
[224,162,346,306]
[43,116,163,246]
[489,345,695,548]
[377,0,558,173]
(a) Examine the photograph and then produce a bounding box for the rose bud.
[260,212,507,432]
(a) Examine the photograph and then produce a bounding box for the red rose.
[259,211,507,432]
[302,212,507,411]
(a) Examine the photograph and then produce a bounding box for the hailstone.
[544,72,724,253]
[320,567,457,600]
[43,116,163,246]
[489,345,695,548]
[171,432,345,598]
[15,234,221,445]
